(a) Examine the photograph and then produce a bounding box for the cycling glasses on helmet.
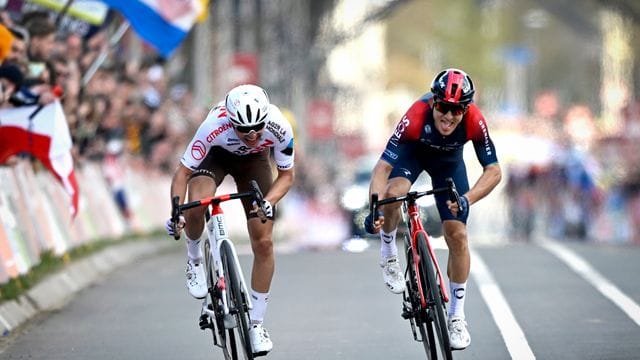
[234,122,266,134]
[434,100,467,116]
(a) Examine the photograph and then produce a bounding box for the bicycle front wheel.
[416,233,452,360]
[221,241,254,360]
[404,233,437,360]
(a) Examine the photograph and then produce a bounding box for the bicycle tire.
[221,240,254,360]
[416,233,452,359]
[404,234,437,360]
[205,240,237,359]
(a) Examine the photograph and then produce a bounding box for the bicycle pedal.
[401,301,413,319]
[199,315,213,330]
[401,310,413,319]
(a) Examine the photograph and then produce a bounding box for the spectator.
[0,63,23,107]
[0,23,14,64]
[5,25,28,73]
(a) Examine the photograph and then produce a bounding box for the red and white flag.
[0,101,79,217]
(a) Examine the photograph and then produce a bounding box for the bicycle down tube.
[204,199,253,317]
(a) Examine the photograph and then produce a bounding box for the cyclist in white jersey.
[166,84,295,356]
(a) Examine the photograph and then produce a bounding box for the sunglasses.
[234,122,266,134]
[434,101,466,116]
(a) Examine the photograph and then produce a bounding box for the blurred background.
[2,0,640,253]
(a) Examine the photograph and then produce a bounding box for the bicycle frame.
[202,200,253,319]
[372,178,459,359]
[403,198,449,307]
[371,178,460,308]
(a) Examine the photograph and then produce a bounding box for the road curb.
[0,238,173,337]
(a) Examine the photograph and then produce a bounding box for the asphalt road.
[1,239,639,360]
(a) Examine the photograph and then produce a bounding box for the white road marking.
[471,249,536,360]
[540,239,640,327]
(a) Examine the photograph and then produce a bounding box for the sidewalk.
[0,237,174,338]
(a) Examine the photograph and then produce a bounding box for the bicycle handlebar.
[171,180,266,240]
[370,177,462,219]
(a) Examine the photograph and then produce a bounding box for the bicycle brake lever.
[445,177,462,217]
[171,196,181,240]
[250,180,268,223]
[371,193,379,217]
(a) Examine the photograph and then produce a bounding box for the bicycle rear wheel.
[221,241,254,360]
[416,233,452,360]
[205,240,237,359]
[404,234,437,360]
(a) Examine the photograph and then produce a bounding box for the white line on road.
[539,239,640,327]
[470,249,536,360]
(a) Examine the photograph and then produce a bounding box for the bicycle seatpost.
[171,196,181,240]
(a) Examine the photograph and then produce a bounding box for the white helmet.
[225,84,270,128]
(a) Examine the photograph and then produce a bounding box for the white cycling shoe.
[380,256,406,294]
[186,259,207,299]
[249,323,273,356]
[448,316,471,350]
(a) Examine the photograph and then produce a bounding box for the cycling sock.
[380,229,398,259]
[185,236,203,262]
[249,289,270,324]
[448,281,467,319]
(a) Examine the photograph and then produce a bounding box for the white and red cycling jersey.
[180,101,295,171]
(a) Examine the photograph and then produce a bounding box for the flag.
[0,101,79,218]
[100,0,203,57]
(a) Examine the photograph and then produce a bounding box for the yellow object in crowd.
[0,24,14,63]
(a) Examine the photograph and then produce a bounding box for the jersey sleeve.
[380,100,428,164]
[464,105,499,167]
[268,106,295,170]
[180,115,215,170]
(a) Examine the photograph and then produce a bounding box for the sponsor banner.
[29,0,110,25]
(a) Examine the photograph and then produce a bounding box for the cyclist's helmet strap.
[430,68,475,105]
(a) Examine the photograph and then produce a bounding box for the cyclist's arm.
[464,162,501,205]
[265,167,294,205]
[369,158,393,198]
[170,163,194,205]
[465,108,502,205]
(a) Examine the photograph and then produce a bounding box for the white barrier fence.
[0,159,170,285]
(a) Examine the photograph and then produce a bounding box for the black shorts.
[197,147,274,219]
[388,143,470,223]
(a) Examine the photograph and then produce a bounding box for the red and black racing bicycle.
[371,177,460,359]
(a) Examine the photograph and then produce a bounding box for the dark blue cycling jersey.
[380,93,499,223]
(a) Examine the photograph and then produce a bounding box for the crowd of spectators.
[0,9,208,222]
[503,93,640,245]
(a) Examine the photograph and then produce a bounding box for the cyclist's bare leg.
[442,220,469,283]
[247,218,275,293]
[443,220,470,318]
[380,177,412,233]
[184,175,217,242]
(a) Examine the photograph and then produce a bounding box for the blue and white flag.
[100,0,202,57]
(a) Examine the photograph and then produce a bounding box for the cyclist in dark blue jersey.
[364,68,502,351]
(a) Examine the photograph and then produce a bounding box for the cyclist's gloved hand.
[252,199,273,218]
[364,209,382,234]
[165,216,185,237]
[456,195,469,219]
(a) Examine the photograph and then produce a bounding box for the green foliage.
[0,231,164,302]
